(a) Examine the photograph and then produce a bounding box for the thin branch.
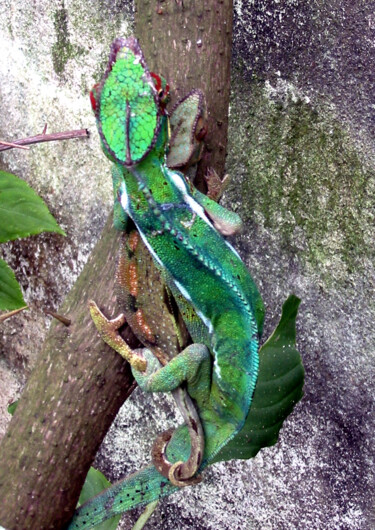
[0,127,89,152]
[44,310,71,327]
[0,140,30,150]
[0,306,27,323]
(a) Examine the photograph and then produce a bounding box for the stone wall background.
[0,1,374,528]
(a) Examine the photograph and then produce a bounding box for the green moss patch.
[228,71,374,284]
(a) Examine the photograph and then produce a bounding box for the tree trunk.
[0,1,233,528]
[136,0,233,186]
[0,215,138,529]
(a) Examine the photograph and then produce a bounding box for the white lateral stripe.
[196,309,214,335]
[135,224,164,268]
[173,279,193,303]
[174,280,214,340]
[224,240,242,260]
[119,182,129,212]
[169,170,214,229]
[213,349,222,379]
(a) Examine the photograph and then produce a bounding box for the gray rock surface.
[0,1,374,529]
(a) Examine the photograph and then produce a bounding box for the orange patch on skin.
[128,261,138,296]
[128,231,140,252]
[135,309,156,343]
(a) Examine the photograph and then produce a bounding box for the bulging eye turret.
[151,72,170,109]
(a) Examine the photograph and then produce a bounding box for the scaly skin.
[68,37,264,528]
[102,73,209,485]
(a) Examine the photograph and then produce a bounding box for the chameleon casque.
[68,36,269,528]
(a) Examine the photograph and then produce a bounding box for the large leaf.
[0,258,26,310]
[0,170,65,243]
[212,294,304,463]
[7,400,18,416]
[78,468,121,530]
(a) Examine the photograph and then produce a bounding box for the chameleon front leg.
[167,90,240,236]
[89,301,146,372]
[89,301,209,486]
[204,167,230,202]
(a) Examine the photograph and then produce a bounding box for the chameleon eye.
[158,85,170,107]
[151,73,170,107]
[195,118,208,141]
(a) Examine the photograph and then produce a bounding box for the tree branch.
[0,306,27,323]
[135,0,233,187]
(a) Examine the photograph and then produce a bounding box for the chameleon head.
[90,37,164,167]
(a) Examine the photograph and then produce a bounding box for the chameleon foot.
[151,428,203,487]
[204,167,230,202]
[151,386,205,487]
[89,300,146,372]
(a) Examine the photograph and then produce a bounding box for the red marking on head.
[151,72,162,92]
[151,73,170,110]
[90,83,100,112]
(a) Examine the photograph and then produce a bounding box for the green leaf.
[212,294,304,463]
[78,468,121,530]
[7,400,18,415]
[0,259,26,310]
[0,170,65,244]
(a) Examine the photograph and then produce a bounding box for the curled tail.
[68,465,178,529]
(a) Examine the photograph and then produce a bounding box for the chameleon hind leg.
[131,346,211,487]
[88,301,210,486]
[155,387,204,487]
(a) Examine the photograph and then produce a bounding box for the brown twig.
[0,306,28,323]
[0,140,30,150]
[0,126,89,152]
[44,310,71,327]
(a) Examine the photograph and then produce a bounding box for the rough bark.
[0,1,233,528]
[0,216,138,529]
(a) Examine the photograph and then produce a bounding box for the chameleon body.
[68,37,264,528]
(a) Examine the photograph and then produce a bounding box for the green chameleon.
[68,37,303,528]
